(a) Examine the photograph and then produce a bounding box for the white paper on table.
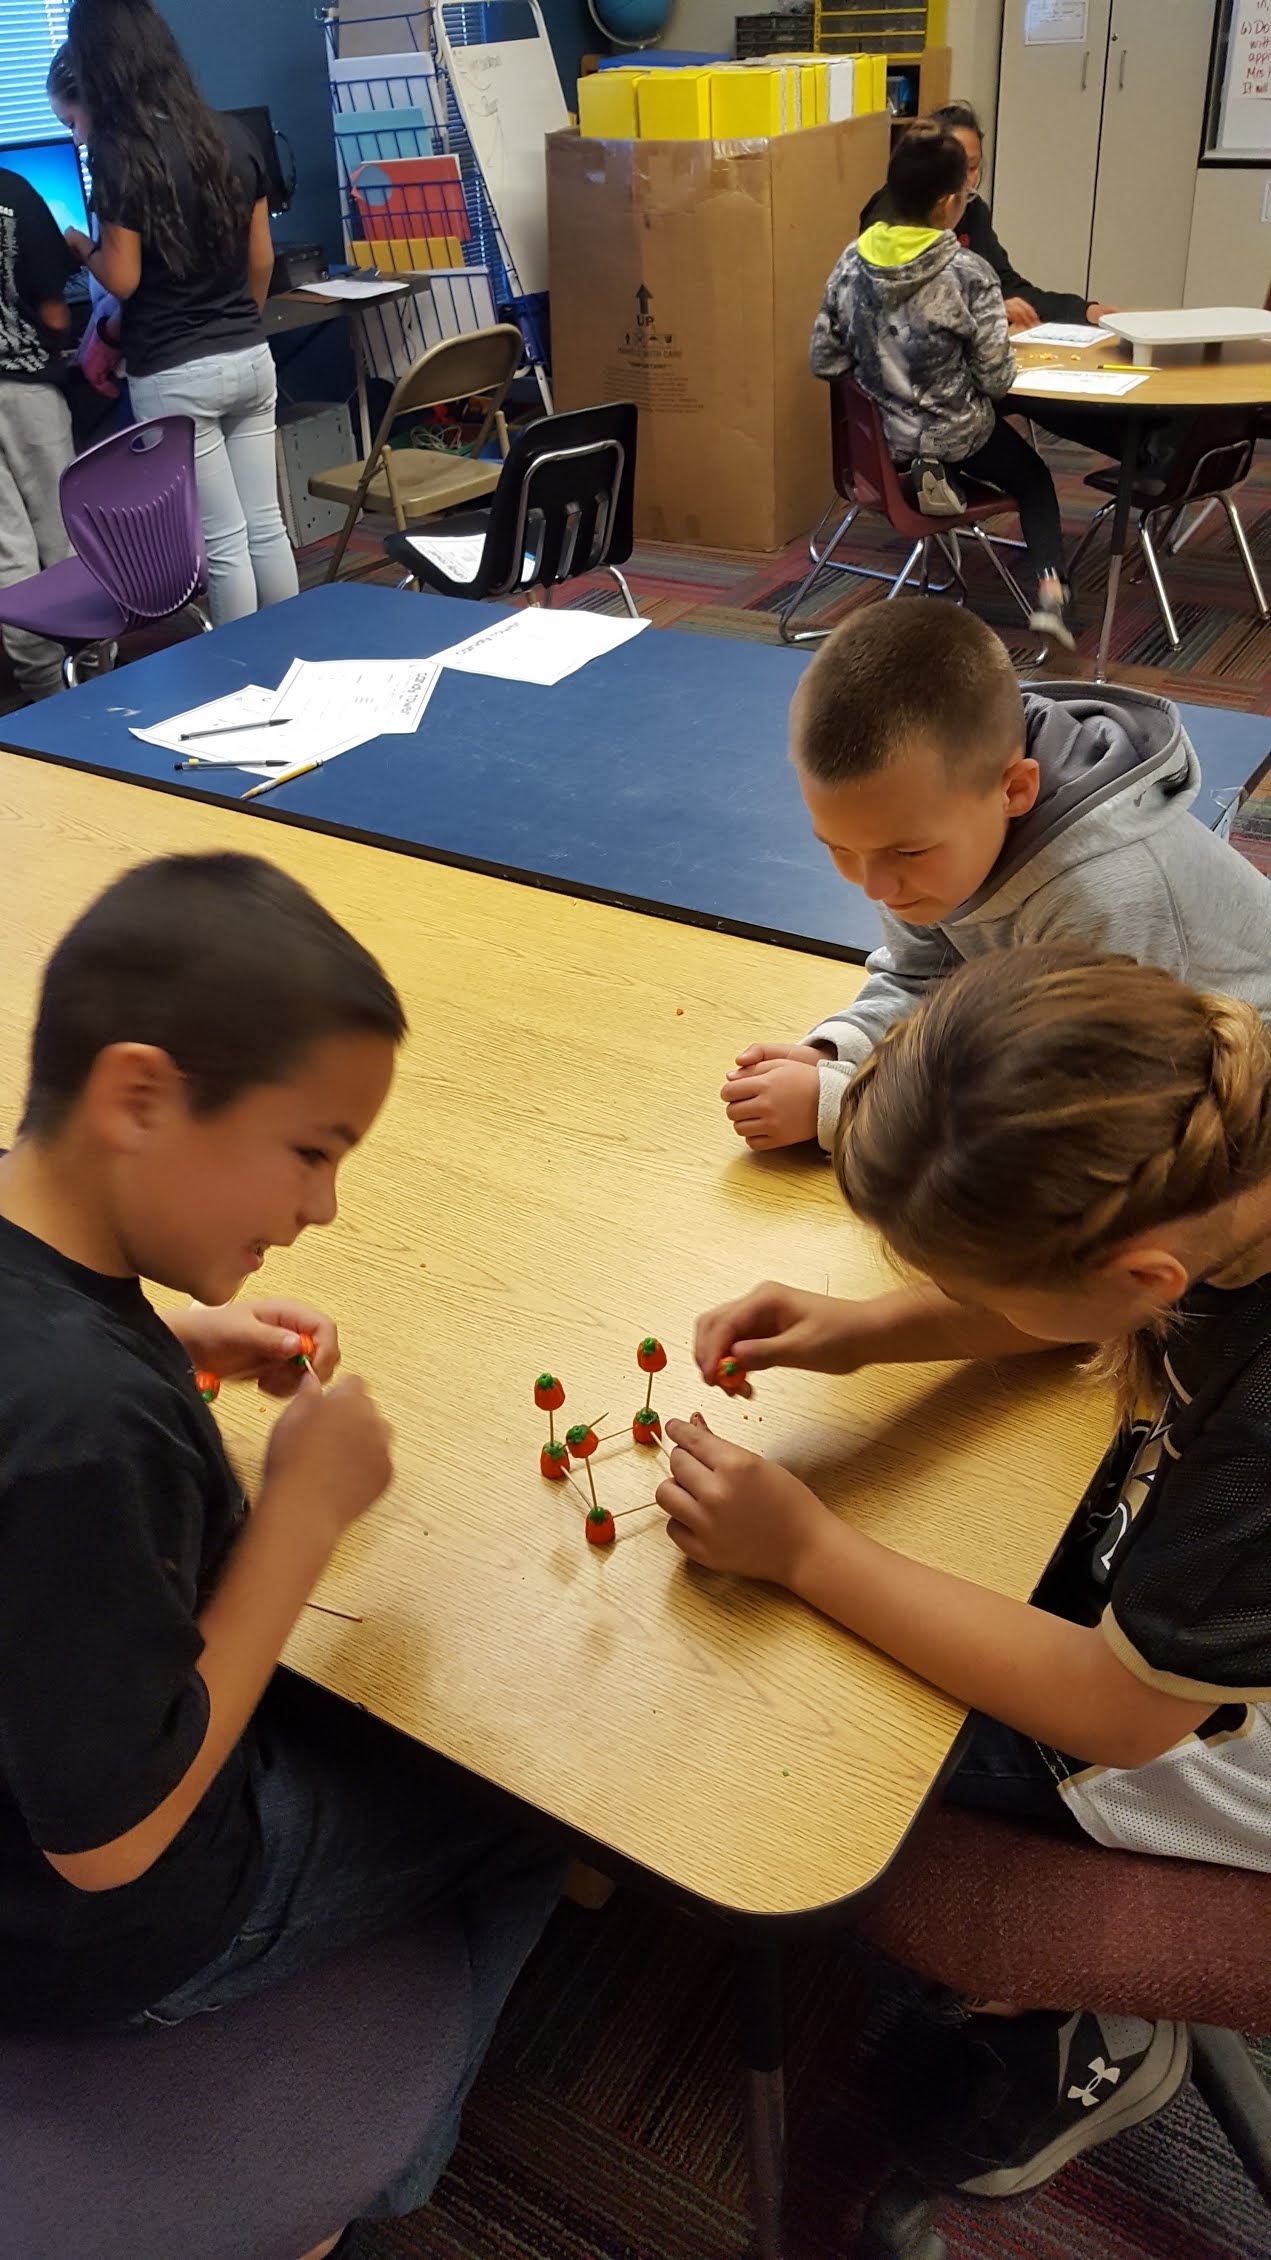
[436,608,648,687]
[1012,368,1149,397]
[1009,322,1106,348]
[1024,0,1087,44]
[270,656,442,736]
[294,278,406,301]
[130,684,289,762]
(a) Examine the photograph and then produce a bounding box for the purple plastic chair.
[2,1909,473,2260]
[0,415,209,689]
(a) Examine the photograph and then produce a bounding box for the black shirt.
[1042,1273,1271,1866]
[0,169,77,383]
[0,1217,261,2029]
[95,114,266,379]
[860,184,1090,328]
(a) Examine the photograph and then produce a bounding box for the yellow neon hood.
[856,222,945,268]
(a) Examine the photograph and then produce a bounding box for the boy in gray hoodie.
[810,125,1072,646]
[722,599,1271,1153]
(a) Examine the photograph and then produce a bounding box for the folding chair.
[308,324,525,584]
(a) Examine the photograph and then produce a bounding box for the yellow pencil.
[1099,362,1145,373]
[241,759,320,801]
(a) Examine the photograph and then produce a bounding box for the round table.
[1009,337,1271,680]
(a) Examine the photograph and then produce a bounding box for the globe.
[586,0,670,50]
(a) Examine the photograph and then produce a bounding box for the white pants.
[0,379,74,699]
[129,341,298,628]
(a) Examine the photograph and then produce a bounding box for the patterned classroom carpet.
[319,433,1271,2260]
[348,1890,1271,2260]
[312,432,1271,721]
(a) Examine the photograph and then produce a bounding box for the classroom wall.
[1184,165,1271,305]
[155,0,343,261]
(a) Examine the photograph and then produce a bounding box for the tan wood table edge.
[1010,334,1271,409]
[0,752,1115,1919]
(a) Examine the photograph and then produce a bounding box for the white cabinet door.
[1088,0,1214,307]
[992,0,1113,299]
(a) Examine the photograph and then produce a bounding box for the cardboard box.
[637,68,712,140]
[548,113,890,551]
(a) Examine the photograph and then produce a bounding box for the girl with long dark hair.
[55,1,298,625]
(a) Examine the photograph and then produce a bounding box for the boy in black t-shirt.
[0,168,78,699]
[0,854,560,2247]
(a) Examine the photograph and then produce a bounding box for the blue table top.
[2,583,1267,964]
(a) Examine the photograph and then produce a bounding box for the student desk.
[263,281,422,455]
[1011,337,1271,682]
[1,584,1265,968]
[0,751,1114,2258]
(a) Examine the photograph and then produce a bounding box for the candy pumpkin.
[540,1440,570,1481]
[716,1355,748,1395]
[636,1337,667,1375]
[534,1372,565,1413]
[632,1407,662,1446]
[585,1504,616,1546]
[194,1371,220,1404]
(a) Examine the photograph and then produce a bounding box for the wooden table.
[0,755,1114,2255]
[1011,336,1271,681]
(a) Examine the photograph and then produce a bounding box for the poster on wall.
[1024,0,1089,43]
[1217,6,1271,158]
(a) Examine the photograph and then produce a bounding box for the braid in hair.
[834,947,1271,1416]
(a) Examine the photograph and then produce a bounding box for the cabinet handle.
[1081,47,1090,90]
[1118,45,1127,90]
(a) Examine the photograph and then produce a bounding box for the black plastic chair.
[384,401,639,616]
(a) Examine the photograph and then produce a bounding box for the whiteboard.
[1218,6,1271,157]
[441,24,567,296]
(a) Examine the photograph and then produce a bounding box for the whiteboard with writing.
[442,22,567,296]
[1219,7,1271,157]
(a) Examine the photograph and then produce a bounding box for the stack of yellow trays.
[575,53,888,140]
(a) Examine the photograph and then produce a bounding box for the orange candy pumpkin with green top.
[636,1337,667,1375]
[540,1440,570,1481]
[566,1422,598,1460]
[195,1371,220,1404]
[586,1504,616,1546]
[534,1372,565,1413]
[715,1355,748,1395]
[632,1407,662,1446]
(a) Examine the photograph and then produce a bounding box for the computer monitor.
[221,106,293,215]
[0,137,90,238]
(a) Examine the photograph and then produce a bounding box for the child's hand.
[656,1415,831,1584]
[731,1041,829,1071]
[64,226,95,265]
[694,1282,872,1388]
[169,1299,340,1394]
[721,1056,822,1149]
[263,1375,393,1536]
[1004,295,1040,329]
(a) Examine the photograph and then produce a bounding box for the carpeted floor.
[347,1890,1271,2260]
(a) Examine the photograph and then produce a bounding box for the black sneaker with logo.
[898,2008,1191,2198]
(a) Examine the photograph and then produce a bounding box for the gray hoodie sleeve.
[803,909,960,1151]
[962,258,1016,403]
[809,250,856,381]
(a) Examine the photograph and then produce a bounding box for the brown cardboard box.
[547,112,890,552]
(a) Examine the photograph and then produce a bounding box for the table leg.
[1094,410,1141,685]
[734,1935,787,2260]
[351,311,372,459]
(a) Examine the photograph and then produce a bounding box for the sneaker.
[913,456,966,517]
[1028,584,1076,651]
[898,2008,1191,2199]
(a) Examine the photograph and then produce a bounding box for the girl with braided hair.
[663,945,1271,2194]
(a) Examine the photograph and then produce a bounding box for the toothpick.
[305,1600,364,1622]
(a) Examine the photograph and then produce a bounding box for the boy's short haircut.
[885,125,967,225]
[21,851,408,1138]
[791,597,1027,789]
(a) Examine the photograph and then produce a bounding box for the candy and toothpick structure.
[534,1339,675,1546]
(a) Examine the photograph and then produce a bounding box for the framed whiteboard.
[1203,0,1271,162]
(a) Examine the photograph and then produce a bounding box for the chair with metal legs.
[780,380,1036,645]
[1068,412,1267,652]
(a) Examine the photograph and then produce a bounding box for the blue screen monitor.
[0,137,90,238]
